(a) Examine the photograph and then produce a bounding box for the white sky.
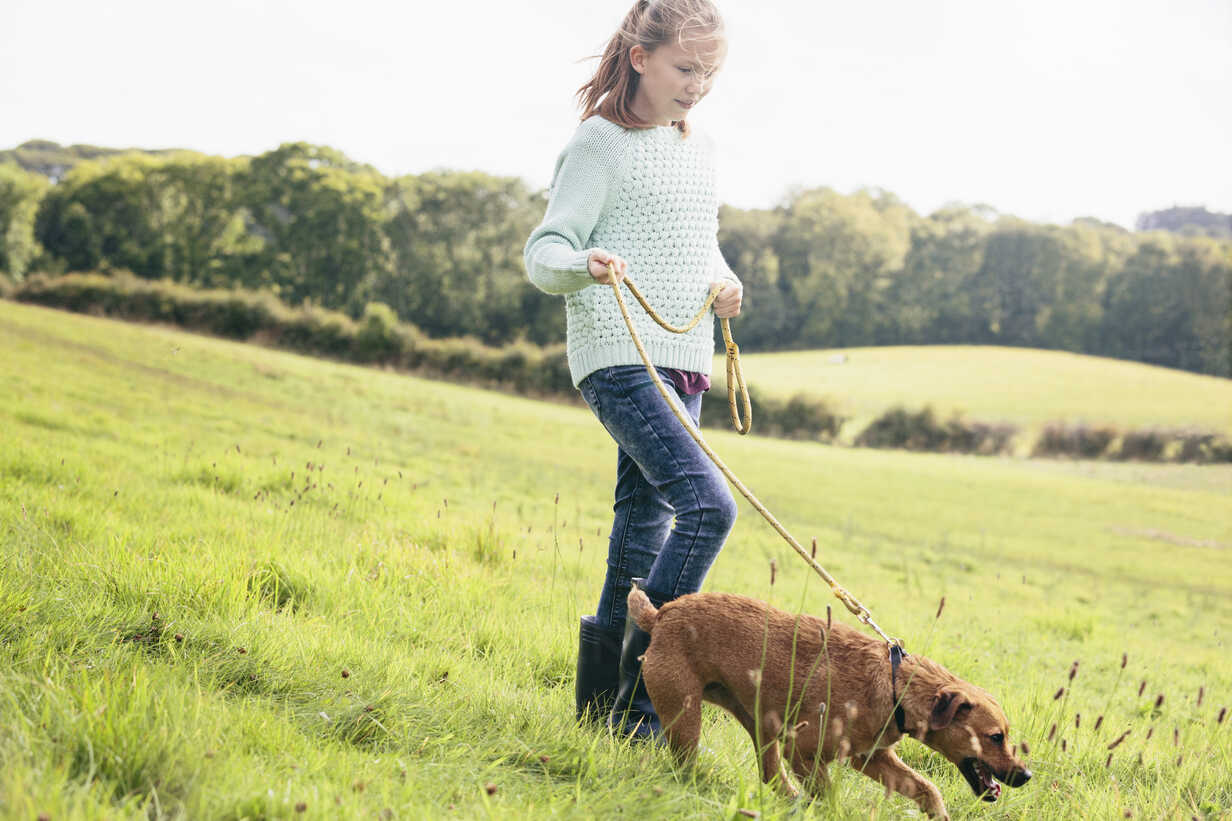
[3,0,1230,229]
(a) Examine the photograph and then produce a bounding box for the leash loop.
[618,275,751,434]
[606,263,899,648]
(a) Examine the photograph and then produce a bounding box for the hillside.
[718,345,1232,435]
[1,300,1230,819]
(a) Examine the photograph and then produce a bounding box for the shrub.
[856,406,1017,455]
[855,406,946,451]
[1115,429,1168,462]
[1032,423,1118,459]
[355,301,407,363]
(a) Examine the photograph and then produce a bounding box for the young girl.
[523,0,742,739]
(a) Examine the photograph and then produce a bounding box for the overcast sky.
[3,0,1229,229]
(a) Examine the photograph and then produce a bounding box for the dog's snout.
[1006,767,1031,787]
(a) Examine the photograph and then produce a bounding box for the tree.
[0,164,48,281]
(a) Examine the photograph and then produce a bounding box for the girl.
[523,0,742,739]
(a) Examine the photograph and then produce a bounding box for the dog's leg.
[849,748,949,821]
[705,686,799,799]
[789,751,830,798]
[641,664,703,763]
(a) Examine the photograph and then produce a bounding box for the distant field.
[716,345,1232,435]
[2,300,1230,820]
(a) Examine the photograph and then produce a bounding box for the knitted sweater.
[523,115,739,387]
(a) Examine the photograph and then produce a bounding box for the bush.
[855,406,1017,456]
[1115,429,1168,462]
[1032,423,1118,459]
[855,406,946,451]
[355,301,408,363]
[698,384,845,442]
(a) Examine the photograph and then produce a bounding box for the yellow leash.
[607,264,900,649]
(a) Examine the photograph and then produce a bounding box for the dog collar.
[890,643,909,734]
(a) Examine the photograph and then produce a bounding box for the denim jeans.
[578,365,738,630]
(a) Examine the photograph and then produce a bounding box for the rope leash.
[618,275,751,435]
[607,263,901,650]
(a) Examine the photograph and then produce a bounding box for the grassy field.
[715,345,1232,438]
[2,299,1230,820]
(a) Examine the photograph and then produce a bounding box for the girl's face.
[629,36,725,127]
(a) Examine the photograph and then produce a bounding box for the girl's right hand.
[588,249,627,284]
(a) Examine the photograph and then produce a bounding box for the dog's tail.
[627,587,659,633]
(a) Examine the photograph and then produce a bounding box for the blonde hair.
[576,0,726,136]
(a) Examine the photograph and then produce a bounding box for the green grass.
[2,299,1231,820]
[716,345,1232,436]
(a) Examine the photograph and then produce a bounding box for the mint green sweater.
[524,115,739,387]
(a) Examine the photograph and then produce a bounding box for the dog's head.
[923,685,1031,802]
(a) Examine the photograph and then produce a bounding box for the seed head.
[1069,661,1079,681]
[174,633,184,643]
[1053,687,1065,701]
[1197,687,1204,707]
[295,802,306,813]
[1121,653,1127,669]
[485,783,498,796]
[936,597,946,619]
[1094,715,1103,732]
[1105,753,1112,768]
[1146,727,1154,740]
[1218,707,1227,724]
[1154,694,1164,710]
[811,537,817,559]
[1020,740,1030,755]
[1173,727,1179,746]
[1048,723,1057,742]
[1107,730,1131,750]
[1075,713,1081,729]
[341,669,350,679]
[1138,680,1146,697]
[1061,738,1067,752]
[769,559,777,586]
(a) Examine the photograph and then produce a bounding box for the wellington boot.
[575,615,622,723]
[608,580,664,740]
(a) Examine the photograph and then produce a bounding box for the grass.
[716,345,1232,437]
[1,299,1230,820]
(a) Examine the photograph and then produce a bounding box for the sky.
[2,0,1230,230]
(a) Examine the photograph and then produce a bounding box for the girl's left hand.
[711,280,743,318]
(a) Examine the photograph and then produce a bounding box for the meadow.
[1,299,1230,820]
[718,346,1232,440]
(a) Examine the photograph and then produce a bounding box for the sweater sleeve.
[713,236,740,287]
[523,121,628,295]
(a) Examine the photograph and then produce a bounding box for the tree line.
[1,141,1228,376]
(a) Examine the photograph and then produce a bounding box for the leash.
[617,274,751,435]
[606,264,902,651]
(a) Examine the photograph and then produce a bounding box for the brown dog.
[628,589,1031,820]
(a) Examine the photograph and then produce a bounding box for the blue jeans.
[578,365,738,630]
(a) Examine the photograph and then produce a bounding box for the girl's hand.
[588,249,627,284]
[712,280,743,318]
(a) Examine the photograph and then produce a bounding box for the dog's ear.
[929,689,972,730]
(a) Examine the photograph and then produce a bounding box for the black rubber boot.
[608,579,664,741]
[575,615,622,723]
